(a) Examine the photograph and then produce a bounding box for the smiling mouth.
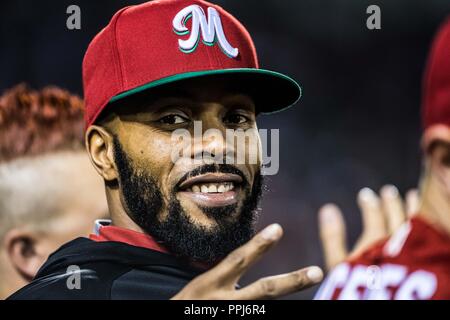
[177,173,243,207]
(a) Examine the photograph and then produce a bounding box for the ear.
[428,140,450,192]
[3,229,46,281]
[85,125,118,182]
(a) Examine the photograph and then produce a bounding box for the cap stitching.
[87,7,127,127]
[111,7,131,92]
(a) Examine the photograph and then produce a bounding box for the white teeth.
[188,182,236,193]
[208,184,217,193]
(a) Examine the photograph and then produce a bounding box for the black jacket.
[8,238,204,300]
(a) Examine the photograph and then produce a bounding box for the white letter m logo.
[173,5,239,58]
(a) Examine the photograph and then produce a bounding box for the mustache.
[176,164,249,189]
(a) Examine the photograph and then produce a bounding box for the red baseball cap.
[82,0,301,128]
[422,17,450,148]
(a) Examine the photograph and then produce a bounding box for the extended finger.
[380,185,406,234]
[357,187,387,239]
[236,266,323,300]
[405,189,420,218]
[318,204,347,270]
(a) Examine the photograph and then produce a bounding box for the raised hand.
[318,185,419,270]
[172,224,323,300]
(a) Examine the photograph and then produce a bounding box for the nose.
[191,119,229,162]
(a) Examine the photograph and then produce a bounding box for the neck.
[419,169,450,236]
[105,186,146,234]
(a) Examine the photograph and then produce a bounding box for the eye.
[223,113,249,125]
[157,114,189,125]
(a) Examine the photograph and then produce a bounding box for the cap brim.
[109,68,301,114]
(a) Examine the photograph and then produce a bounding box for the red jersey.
[315,217,450,300]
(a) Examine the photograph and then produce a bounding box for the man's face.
[107,77,263,263]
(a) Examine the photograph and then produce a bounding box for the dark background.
[1,0,450,299]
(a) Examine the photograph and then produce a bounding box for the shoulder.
[8,237,202,300]
[8,260,132,300]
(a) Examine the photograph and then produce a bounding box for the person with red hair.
[0,84,108,299]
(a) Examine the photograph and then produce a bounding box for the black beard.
[112,137,263,264]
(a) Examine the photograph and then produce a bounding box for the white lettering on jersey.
[339,265,369,299]
[314,262,438,300]
[395,270,437,300]
[364,264,407,299]
[314,263,350,300]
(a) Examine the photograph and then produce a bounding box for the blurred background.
[1,0,450,299]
